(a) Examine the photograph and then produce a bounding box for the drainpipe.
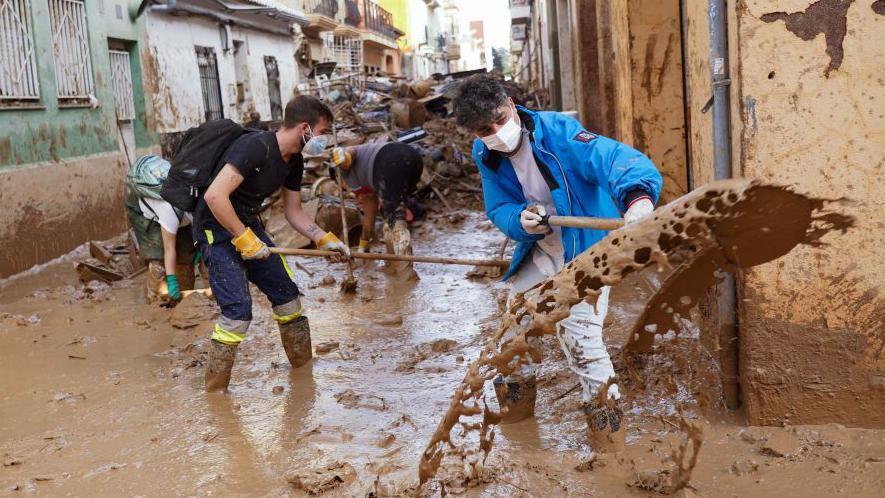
[709,0,740,410]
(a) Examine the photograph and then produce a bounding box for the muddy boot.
[493,373,538,424]
[146,260,166,303]
[205,340,237,392]
[584,399,625,452]
[279,316,312,368]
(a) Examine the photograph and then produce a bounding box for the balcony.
[360,0,402,50]
[302,0,339,36]
[335,0,362,36]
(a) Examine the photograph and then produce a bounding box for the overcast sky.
[457,0,511,50]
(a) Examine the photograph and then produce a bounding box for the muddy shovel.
[332,127,357,293]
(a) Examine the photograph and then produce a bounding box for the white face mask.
[480,109,522,153]
[301,124,328,157]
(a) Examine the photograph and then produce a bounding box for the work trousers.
[509,258,620,403]
[198,226,302,344]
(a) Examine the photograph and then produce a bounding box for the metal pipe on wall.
[709,0,740,410]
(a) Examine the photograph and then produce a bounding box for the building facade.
[511,0,885,428]
[296,0,403,78]
[1,0,155,276]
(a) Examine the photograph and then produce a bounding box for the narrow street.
[2,208,882,496]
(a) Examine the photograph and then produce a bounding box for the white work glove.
[624,197,654,224]
[520,204,551,235]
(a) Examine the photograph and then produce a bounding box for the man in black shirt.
[196,95,349,392]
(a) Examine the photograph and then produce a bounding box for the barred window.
[48,0,95,102]
[0,0,41,102]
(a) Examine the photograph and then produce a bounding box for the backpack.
[127,155,170,201]
[160,119,253,212]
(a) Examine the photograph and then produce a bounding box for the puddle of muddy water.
[1,210,883,497]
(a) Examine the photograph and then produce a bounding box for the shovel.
[540,215,624,231]
[332,127,358,293]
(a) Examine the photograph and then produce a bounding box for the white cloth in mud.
[509,257,620,402]
[508,130,564,276]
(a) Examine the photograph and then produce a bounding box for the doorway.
[264,56,282,121]
[108,42,136,166]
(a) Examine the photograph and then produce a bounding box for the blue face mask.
[302,124,328,157]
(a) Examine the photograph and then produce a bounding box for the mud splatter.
[418,179,854,486]
[760,0,854,77]
[873,0,885,15]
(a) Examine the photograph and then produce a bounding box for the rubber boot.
[279,316,312,368]
[584,399,625,452]
[493,373,537,424]
[205,339,237,392]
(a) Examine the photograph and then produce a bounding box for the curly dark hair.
[453,74,509,131]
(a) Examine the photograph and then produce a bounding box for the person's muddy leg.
[555,286,625,451]
[245,229,311,369]
[201,240,253,392]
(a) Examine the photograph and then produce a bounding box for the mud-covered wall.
[627,0,689,204]
[735,0,885,427]
[0,0,157,276]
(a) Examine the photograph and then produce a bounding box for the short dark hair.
[283,95,334,129]
[453,74,509,131]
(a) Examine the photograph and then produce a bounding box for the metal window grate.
[109,50,134,120]
[0,0,41,100]
[322,33,362,74]
[196,46,223,121]
[48,0,94,100]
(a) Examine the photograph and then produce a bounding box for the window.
[0,0,40,103]
[108,50,134,121]
[48,0,95,102]
[195,46,223,121]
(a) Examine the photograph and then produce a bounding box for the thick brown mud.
[1,202,882,497]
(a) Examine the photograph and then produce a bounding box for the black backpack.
[160,119,253,212]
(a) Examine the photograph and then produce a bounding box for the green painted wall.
[0,0,156,169]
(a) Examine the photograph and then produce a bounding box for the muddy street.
[1,209,881,497]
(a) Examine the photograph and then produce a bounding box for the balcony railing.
[362,0,398,39]
[344,0,361,27]
[305,0,338,18]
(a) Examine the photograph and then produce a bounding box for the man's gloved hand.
[332,147,352,170]
[520,204,551,235]
[232,227,271,260]
[165,274,181,301]
[624,197,654,224]
[357,239,370,253]
[317,232,351,262]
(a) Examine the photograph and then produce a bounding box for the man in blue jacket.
[454,75,662,452]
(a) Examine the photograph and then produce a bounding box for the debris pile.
[74,241,137,285]
[285,71,534,242]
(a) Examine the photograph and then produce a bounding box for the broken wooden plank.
[76,262,124,284]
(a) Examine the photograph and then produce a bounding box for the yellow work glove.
[331,147,352,169]
[357,239,370,253]
[232,227,271,260]
[317,231,350,262]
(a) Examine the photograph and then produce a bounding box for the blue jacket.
[473,107,663,281]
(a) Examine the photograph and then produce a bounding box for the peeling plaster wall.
[242,31,299,119]
[143,13,300,131]
[627,0,689,204]
[735,0,885,427]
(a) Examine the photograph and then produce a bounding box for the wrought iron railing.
[362,0,397,39]
[305,0,338,18]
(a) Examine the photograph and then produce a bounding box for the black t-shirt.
[194,131,303,240]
